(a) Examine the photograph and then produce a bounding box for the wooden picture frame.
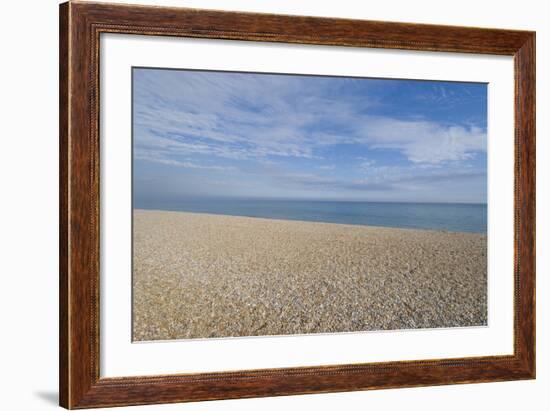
[59,1,535,408]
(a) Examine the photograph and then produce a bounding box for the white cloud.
[354,117,486,164]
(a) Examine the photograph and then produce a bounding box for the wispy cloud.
[135,150,236,171]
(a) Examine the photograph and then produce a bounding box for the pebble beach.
[133,209,487,341]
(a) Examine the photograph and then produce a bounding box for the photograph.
[132,68,488,341]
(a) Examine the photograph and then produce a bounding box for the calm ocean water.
[135,198,487,234]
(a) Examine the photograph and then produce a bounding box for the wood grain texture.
[514,34,536,375]
[59,1,536,408]
[59,2,69,407]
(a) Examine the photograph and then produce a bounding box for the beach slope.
[133,209,487,341]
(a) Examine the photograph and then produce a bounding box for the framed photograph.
[59,1,535,408]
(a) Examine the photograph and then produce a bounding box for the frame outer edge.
[59,1,70,408]
[61,2,536,408]
[62,1,98,408]
[515,33,536,377]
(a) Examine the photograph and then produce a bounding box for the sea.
[135,198,487,234]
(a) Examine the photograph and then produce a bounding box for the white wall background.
[0,0,546,410]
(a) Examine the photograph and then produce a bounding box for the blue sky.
[133,68,487,204]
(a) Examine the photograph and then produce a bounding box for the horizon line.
[134,196,488,206]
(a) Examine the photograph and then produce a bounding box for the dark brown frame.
[59,1,536,409]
